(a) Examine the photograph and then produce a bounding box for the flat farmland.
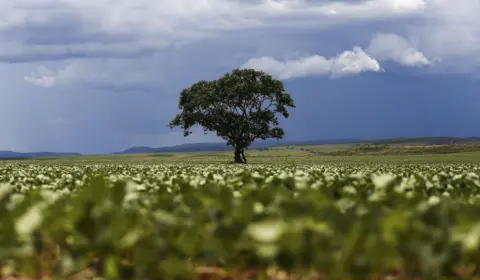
[1,158,480,279]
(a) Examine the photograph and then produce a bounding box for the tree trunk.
[234,147,246,164]
[241,150,247,163]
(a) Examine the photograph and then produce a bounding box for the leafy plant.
[1,163,480,278]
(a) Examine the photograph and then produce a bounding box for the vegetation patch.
[332,143,480,156]
[1,163,480,279]
[146,153,175,158]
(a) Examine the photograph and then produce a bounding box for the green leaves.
[169,68,296,163]
[1,163,480,278]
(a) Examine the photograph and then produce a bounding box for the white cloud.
[242,46,382,79]
[317,0,426,16]
[0,0,478,71]
[242,31,437,80]
[24,65,76,88]
[1,0,477,76]
[0,41,168,63]
[24,60,167,91]
[3,0,480,93]
[366,33,431,67]
[0,0,428,63]
[413,0,480,58]
[401,0,480,73]
[0,0,427,31]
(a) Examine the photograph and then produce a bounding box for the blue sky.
[0,0,479,154]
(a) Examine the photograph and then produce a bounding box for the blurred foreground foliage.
[1,163,480,279]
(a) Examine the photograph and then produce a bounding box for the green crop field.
[2,152,480,279]
[271,143,360,154]
[15,147,480,165]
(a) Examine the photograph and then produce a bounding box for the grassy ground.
[331,143,480,156]
[270,143,359,154]
[2,143,480,279]
[7,147,480,165]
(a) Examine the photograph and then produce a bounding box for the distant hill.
[282,138,362,146]
[0,151,81,159]
[117,136,480,155]
[371,137,480,146]
[2,137,479,158]
[117,138,363,154]
[118,141,276,154]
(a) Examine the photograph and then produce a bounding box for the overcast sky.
[1,0,479,153]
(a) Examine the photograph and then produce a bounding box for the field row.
[1,163,480,279]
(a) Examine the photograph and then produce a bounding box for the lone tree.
[169,68,296,163]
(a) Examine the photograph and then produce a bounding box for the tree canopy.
[169,68,296,163]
